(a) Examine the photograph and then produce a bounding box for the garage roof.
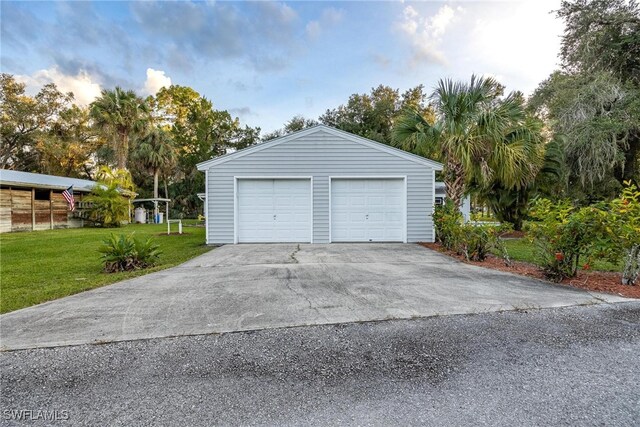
[197,125,443,171]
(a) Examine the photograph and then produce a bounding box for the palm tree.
[95,165,135,192]
[133,128,176,201]
[90,87,150,169]
[392,75,544,209]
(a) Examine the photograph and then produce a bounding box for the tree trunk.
[153,169,159,200]
[118,132,129,170]
[444,158,466,209]
[620,131,639,186]
[164,178,169,199]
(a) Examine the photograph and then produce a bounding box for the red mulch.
[419,242,640,299]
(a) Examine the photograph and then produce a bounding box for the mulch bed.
[419,242,640,299]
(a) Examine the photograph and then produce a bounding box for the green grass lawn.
[500,238,622,272]
[0,223,211,314]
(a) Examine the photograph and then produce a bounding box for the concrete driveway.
[0,244,630,350]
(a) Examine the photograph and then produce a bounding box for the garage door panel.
[333,196,348,206]
[386,212,403,222]
[331,178,404,242]
[368,212,385,222]
[333,212,348,222]
[237,179,311,243]
[292,196,309,207]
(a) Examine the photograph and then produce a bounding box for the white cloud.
[143,68,171,96]
[322,7,344,25]
[306,21,321,39]
[15,67,102,106]
[306,7,344,40]
[396,5,461,66]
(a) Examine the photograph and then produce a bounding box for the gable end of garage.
[196,125,443,171]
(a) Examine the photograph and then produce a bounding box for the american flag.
[62,186,75,212]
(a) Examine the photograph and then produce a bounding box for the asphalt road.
[1,302,639,426]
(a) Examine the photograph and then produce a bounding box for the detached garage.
[197,125,443,244]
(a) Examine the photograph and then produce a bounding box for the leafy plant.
[527,199,604,281]
[457,223,513,262]
[98,233,161,273]
[433,200,463,250]
[610,183,640,285]
[393,75,545,209]
[86,183,130,227]
[433,200,512,262]
[527,183,640,283]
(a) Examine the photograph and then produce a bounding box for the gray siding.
[206,129,436,244]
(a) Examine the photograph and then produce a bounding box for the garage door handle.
[365,214,369,220]
[273,214,277,220]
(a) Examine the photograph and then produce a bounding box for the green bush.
[98,233,162,273]
[86,183,130,227]
[457,223,512,262]
[527,199,607,281]
[433,200,463,250]
[612,184,640,285]
[433,200,511,262]
[527,183,640,283]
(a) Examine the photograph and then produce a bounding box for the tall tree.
[132,128,176,200]
[151,85,260,216]
[0,74,73,170]
[530,0,640,193]
[90,87,150,169]
[37,105,100,178]
[559,0,639,84]
[393,76,544,209]
[474,135,565,230]
[153,85,201,127]
[319,84,432,145]
[262,115,318,141]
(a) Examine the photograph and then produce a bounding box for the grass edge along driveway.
[0,223,211,314]
[501,238,622,272]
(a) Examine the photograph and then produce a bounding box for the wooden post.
[50,190,54,229]
[31,188,35,231]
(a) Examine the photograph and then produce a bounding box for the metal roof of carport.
[0,169,97,192]
[196,124,444,171]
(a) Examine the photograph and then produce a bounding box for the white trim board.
[197,125,443,171]
[205,169,209,245]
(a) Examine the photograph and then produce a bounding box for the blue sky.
[1,1,564,133]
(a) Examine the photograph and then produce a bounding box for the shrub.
[526,199,610,281]
[433,200,512,263]
[433,200,463,250]
[98,233,162,273]
[527,182,640,283]
[457,223,513,262]
[86,183,130,227]
[611,183,640,285]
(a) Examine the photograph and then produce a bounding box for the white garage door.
[331,178,405,242]
[237,179,311,243]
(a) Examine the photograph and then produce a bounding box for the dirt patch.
[419,242,640,299]
[500,230,526,239]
